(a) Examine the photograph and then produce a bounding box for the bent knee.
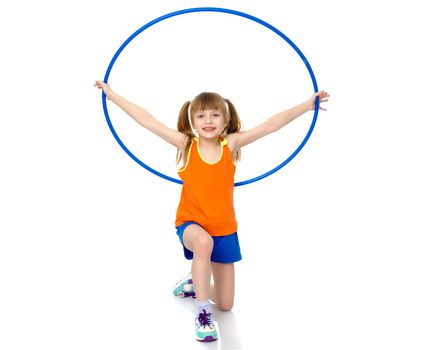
[183,225,213,257]
[216,301,234,312]
[193,234,213,256]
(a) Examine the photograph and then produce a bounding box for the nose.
[205,115,212,123]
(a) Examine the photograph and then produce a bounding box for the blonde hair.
[176,92,242,167]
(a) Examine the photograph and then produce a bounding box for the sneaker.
[195,309,218,342]
[172,273,196,298]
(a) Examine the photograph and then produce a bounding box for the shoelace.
[198,309,213,328]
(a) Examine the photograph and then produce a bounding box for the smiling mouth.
[202,127,216,132]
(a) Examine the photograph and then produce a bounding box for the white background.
[1,1,437,349]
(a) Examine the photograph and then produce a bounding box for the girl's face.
[192,108,227,140]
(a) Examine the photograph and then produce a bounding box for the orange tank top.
[175,137,237,237]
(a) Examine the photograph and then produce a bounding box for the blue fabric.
[176,221,242,263]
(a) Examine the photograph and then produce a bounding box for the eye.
[196,114,204,119]
[213,113,221,117]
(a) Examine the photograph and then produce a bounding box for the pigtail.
[176,101,195,167]
[224,98,242,162]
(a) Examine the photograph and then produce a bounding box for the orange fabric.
[175,138,237,236]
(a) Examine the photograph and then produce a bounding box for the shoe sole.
[196,336,217,342]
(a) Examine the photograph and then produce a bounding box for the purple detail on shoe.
[183,291,196,298]
[197,335,217,342]
[198,309,213,327]
[188,279,193,284]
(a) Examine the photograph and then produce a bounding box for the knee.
[194,234,213,257]
[216,301,233,312]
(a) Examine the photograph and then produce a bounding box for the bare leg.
[182,225,213,302]
[210,262,235,311]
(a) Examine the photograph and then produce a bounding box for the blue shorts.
[176,221,242,263]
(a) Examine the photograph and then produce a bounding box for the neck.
[197,136,220,148]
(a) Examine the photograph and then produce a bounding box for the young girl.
[94,81,329,342]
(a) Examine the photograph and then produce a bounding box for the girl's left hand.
[308,90,330,111]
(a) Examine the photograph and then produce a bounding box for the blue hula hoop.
[101,7,319,186]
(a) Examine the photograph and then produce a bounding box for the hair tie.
[223,98,230,118]
[187,101,197,135]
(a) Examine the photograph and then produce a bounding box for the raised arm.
[228,91,329,150]
[94,81,186,148]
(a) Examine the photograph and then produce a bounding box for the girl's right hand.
[94,80,112,100]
